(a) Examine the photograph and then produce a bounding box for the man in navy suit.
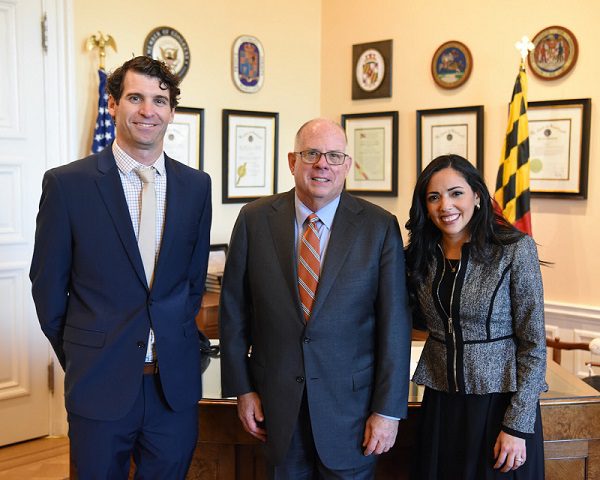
[30,56,211,479]
[219,119,411,479]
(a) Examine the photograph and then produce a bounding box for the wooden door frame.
[41,0,76,436]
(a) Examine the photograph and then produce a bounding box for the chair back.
[546,337,590,365]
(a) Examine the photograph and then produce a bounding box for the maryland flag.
[494,61,532,235]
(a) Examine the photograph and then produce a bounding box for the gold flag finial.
[86,32,117,70]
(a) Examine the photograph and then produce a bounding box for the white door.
[0,0,53,446]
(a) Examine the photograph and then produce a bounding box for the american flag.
[91,69,115,154]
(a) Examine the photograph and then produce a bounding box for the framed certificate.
[528,98,591,198]
[341,111,398,196]
[164,107,204,170]
[222,109,278,203]
[416,106,483,175]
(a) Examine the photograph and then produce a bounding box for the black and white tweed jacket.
[412,235,547,434]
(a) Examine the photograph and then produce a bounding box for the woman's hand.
[493,430,526,472]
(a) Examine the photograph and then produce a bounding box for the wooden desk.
[69,341,600,479]
[195,291,220,339]
[192,349,600,480]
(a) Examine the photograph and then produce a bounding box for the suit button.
[296,376,305,383]
[303,337,311,344]
[137,341,146,349]
[148,299,153,306]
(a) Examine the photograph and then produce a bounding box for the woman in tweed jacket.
[406,155,546,479]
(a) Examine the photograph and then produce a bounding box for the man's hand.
[493,430,526,472]
[362,414,399,456]
[237,392,267,442]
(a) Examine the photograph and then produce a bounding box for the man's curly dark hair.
[106,56,180,109]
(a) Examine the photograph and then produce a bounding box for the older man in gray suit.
[219,118,411,479]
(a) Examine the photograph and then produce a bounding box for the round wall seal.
[232,35,265,93]
[144,26,191,80]
[355,48,385,92]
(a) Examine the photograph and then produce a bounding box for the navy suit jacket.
[219,190,411,469]
[30,147,211,421]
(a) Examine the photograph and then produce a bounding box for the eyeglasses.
[294,150,349,166]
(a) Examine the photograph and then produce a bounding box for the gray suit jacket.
[219,190,411,469]
[412,235,547,434]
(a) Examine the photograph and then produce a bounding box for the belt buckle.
[143,362,158,375]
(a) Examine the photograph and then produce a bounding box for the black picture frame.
[164,106,204,170]
[352,40,393,100]
[222,109,279,204]
[341,111,398,196]
[527,98,591,199]
[416,105,484,175]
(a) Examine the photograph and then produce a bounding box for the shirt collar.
[294,192,340,231]
[112,141,166,176]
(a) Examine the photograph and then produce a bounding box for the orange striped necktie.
[298,213,321,321]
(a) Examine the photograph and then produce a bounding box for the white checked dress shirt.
[113,142,167,362]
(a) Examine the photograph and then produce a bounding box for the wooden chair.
[546,337,593,365]
[546,336,600,391]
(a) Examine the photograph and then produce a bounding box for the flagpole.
[493,36,535,236]
[87,32,117,154]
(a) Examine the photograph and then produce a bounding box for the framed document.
[352,40,393,100]
[222,109,278,203]
[431,41,473,89]
[528,98,591,198]
[341,111,398,196]
[164,107,204,169]
[416,106,483,175]
[528,26,578,80]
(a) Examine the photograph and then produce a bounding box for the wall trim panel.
[0,262,30,400]
[0,0,21,137]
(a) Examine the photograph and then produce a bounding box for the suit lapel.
[94,148,147,287]
[153,155,184,286]
[309,193,362,321]
[267,191,303,323]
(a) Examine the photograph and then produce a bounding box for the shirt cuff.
[375,412,400,421]
[501,424,534,439]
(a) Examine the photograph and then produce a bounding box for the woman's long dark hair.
[405,155,524,285]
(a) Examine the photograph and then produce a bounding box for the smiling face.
[288,119,351,212]
[425,167,480,246]
[108,71,174,164]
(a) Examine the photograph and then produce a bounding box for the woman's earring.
[475,202,481,210]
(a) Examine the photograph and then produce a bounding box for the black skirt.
[412,387,545,480]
